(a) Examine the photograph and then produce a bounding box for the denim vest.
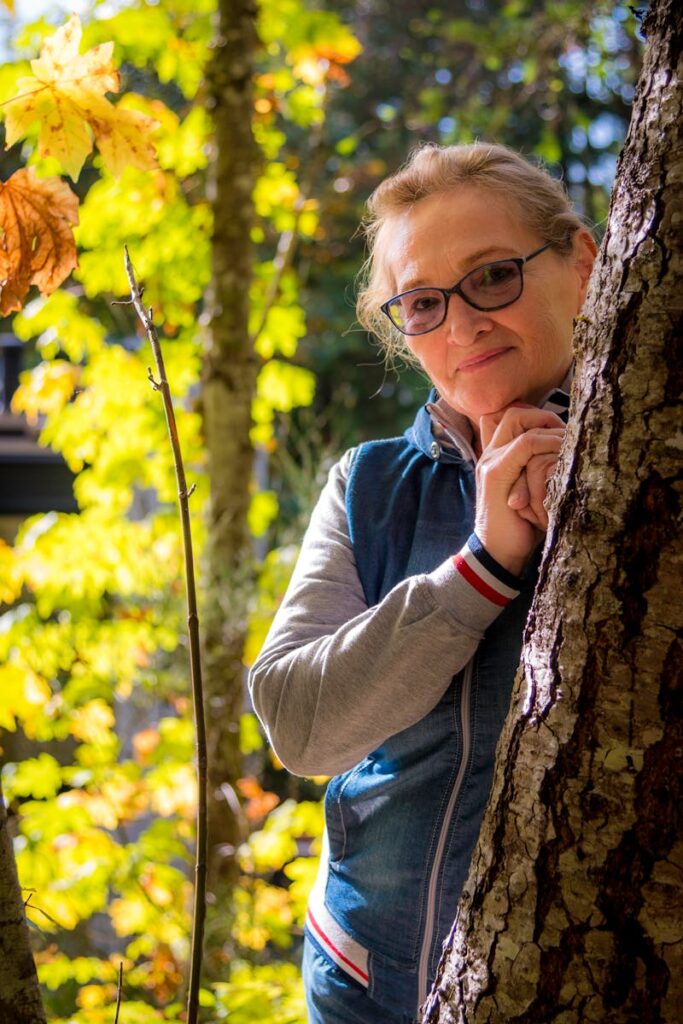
[307,399,540,1019]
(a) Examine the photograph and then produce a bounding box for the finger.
[479,402,536,450]
[528,462,555,526]
[508,470,530,509]
[523,454,559,527]
[487,406,566,449]
[479,431,563,488]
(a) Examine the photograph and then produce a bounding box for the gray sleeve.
[248,449,515,777]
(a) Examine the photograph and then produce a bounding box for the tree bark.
[424,2,682,1021]
[0,778,47,1024]
[201,0,259,967]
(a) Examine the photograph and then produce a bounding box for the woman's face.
[382,187,595,429]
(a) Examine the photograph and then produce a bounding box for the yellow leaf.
[77,984,111,1009]
[0,538,21,603]
[0,168,78,315]
[248,489,278,538]
[109,895,150,936]
[2,0,14,13]
[70,698,114,744]
[2,14,157,180]
[148,763,196,818]
[0,664,51,734]
[11,360,80,425]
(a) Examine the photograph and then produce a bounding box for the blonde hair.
[356,142,588,362]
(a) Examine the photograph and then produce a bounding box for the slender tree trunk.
[0,778,47,1024]
[201,0,259,968]
[424,2,682,1021]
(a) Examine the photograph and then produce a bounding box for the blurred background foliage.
[0,0,642,1020]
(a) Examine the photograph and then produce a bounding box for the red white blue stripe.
[453,535,521,607]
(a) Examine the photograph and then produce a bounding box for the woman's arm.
[248,449,522,777]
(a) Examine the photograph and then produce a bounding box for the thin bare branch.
[123,246,208,1024]
[113,962,123,1024]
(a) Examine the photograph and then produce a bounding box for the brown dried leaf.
[0,168,78,316]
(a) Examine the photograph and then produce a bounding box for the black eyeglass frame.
[380,241,554,337]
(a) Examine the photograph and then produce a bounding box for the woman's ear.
[573,228,598,306]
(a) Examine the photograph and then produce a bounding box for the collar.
[425,366,573,464]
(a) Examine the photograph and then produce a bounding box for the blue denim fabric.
[316,396,542,1017]
[303,935,419,1024]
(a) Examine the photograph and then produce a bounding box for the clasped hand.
[474,405,565,577]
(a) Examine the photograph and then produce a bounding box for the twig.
[123,246,208,1024]
[22,891,61,929]
[114,962,123,1024]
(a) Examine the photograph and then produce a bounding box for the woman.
[249,143,596,1024]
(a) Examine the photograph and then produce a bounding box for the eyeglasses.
[380,242,553,336]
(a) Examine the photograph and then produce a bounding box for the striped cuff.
[452,534,521,608]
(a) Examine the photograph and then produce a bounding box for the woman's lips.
[457,347,512,372]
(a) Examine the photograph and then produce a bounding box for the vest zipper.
[417,658,473,1005]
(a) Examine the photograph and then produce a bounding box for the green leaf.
[2,753,62,800]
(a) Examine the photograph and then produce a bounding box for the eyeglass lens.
[387,259,523,334]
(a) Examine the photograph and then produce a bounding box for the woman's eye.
[410,295,439,313]
[478,264,516,287]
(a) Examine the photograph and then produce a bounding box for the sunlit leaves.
[0,1,361,1013]
[87,0,214,101]
[240,712,265,755]
[14,290,105,362]
[259,0,362,89]
[2,753,63,800]
[248,490,279,538]
[0,168,78,315]
[14,510,181,617]
[241,798,323,875]
[76,169,211,328]
[244,546,299,668]
[253,360,316,445]
[146,762,196,819]
[234,879,294,951]
[11,359,80,424]
[2,14,157,180]
[251,267,307,360]
[212,961,305,1024]
[0,537,21,603]
[237,776,280,824]
[0,663,52,736]
[17,800,123,929]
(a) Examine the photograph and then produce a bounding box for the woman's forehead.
[380,187,533,291]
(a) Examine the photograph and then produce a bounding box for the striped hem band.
[453,541,520,607]
[306,906,370,987]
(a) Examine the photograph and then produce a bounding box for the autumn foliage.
[0,168,77,315]
[4,14,157,179]
[0,3,361,1020]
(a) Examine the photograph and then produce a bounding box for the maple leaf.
[2,13,157,180]
[0,167,78,316]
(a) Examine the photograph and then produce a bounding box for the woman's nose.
[443,294,494,346]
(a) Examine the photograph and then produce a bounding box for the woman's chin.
[440,390,521,424]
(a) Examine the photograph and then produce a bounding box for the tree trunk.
[201,0,259,968]
[424,2,682,1021]
[0,779,47,1024]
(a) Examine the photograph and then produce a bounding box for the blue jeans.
[302,935,420,1024]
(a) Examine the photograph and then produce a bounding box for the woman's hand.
[508,452,559,531]
[475,406,565,576]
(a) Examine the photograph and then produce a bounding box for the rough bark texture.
[0,779,47,1024]
[201,0,259,965]
[424,2,682,1021]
